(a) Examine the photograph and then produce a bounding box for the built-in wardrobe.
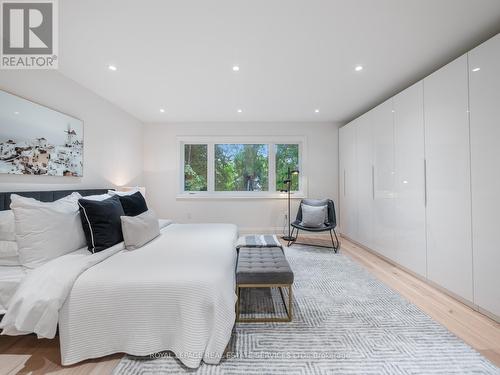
[339,33,500,322]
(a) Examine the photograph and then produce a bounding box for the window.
[275,144,299,191]
[184,144,207,191]
[215,144,269,191]
[180,137,304,197]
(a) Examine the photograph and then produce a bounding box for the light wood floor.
[0,236,499,374]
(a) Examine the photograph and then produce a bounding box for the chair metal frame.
[287,227,339,252]
[287,199,340,253]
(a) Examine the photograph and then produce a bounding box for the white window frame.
[177,136,307,199]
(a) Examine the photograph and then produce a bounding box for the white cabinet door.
[339,122,357,239]
[424,55,473,301]
[356,113,373,248]
[393,82,427,277]
[371,100,396,259]
[469,34,500,317]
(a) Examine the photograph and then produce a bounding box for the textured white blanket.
[0,243,123,338]
[59,223,237,368]
[0,220,172,337]
[1,222,238,369]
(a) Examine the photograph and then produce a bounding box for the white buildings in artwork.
[0,88,84,177]
[0,129,83,176]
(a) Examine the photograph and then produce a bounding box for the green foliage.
[183,143,300,192]
[215,144,269,191]
[184,144,207,191]
[276,144,299,191]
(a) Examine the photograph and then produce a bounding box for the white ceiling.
[59,0,500,123]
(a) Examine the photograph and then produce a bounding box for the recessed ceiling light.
[472,67,481,72]
[159,108,165,113]
[314,109,320,113]
[108,65,117,71]
[237,109,243,113]
[14,111,19,115]
[355,65,363,72]
[232,65,240,72]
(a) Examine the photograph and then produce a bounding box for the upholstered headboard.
[0,189,111,211]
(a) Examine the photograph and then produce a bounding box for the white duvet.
[0,222,238,368]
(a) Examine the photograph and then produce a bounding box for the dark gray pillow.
[300,204,327,228]
[118,191,148,217]
[121,210,160,250]
[78,195,124,253]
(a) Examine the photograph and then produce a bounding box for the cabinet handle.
[343,169,346,197]
[424,159,427,206]
[372,165,375,200]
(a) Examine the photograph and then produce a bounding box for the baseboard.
[238,227,285,235]
[239,227,331,237]
[340,233,430,283]
[478,307,500,324]
[339,233,500,324]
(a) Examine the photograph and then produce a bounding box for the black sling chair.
[287,198,339,252]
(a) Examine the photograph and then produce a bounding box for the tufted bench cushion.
[236,247,294,285]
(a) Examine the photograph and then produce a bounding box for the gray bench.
[236,247,294,322]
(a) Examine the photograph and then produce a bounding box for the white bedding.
[2,221,238,368]
[0,243,124,337]
[0,266,26,314]
[59,223,238,367]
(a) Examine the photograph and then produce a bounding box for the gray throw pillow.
[300,204,327,228]
[121,210,160,250]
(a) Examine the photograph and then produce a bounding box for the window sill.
[176,192,306,200]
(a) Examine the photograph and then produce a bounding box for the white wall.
[143,122,340,233]
[0,70,143,192]
[0,72,339,234]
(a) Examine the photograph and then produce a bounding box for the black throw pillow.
[78,195,125,253]
[118,191,148,217]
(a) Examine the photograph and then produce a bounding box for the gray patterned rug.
[113,245,498,374]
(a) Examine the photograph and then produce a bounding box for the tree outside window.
[276,144,299,191]
[215,144,269,191]
[184,144,207,191]
[182,142,301,194]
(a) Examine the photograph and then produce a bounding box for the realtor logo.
[1,0,58,69]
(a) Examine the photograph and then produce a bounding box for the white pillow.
[11,193,87,269]
[121,210,160,250]
[108,189,138,196]
[0,210,16,241]
[0,240,20,266]
[81,193,111,201]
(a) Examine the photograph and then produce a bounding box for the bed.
[0,189,108,315]
[0,189,238,369]
[0,266,26,315]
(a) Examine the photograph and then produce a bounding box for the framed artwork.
[0,90,83,177]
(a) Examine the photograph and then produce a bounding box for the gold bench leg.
[236,286,240,321]
[236,284,293,323]
[288,285,293,321]
[278,285,293,322]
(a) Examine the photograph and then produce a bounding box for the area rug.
[113,245,498,374]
